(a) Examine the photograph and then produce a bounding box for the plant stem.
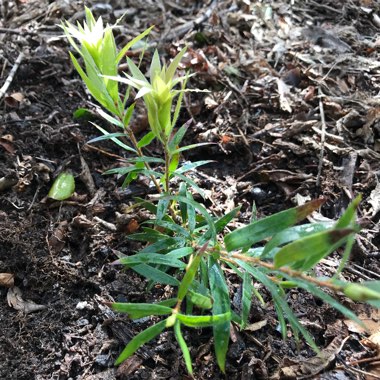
[164,146,170,194]
[219,251,343,293]
[124,126,162,194]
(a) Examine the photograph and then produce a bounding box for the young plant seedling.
[62,8,380,377]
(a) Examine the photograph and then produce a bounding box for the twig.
[0,52,24,100]
[316,85,326,188]
[162,0,219,41]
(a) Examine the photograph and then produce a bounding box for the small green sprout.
[105,47,194,143]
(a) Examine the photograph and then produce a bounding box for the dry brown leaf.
[116,355,143,378]
[0,273,14,288]
[244,319,267,332]
[7,287,47,314]
[276,336,343,379]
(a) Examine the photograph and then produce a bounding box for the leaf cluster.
[61,8,380,377]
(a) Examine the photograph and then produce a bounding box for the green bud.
[166,313,177,327]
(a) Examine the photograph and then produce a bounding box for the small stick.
[316,85,326,188]
[0,52,24,100]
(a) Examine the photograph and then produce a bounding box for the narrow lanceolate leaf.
[96,108,124,128]
[174,321,193,375]
[139,236,183,254]
[115,319,167,365]
[187,289,212,309]
[110,303,172,319]
[241,272,254,329]
[236,261,318,352]
[90,122,137,153]
[274,228,357,270]
[115,25,154,64]
[224,198,325,252]
[87,132,129,144]
[208,258,231,373]
[132,264,179,286]
[137,131,156,148]
[178,254,202,302]
[114,253,185,269]
[335,195,361,229]
[175,160,214,175]
[156,198,170,223]
[171,142,211,154]
[165,247,194,259]
[167,122,189,153]
[48,172,75,200]
[280,275,364,327]
[176,311,231,327]
[161,195,216,241]
[261,222,334,259]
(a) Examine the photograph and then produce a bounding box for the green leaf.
[174,321,193,375]
[281,275,364,326]
[145,219,191,239]
[150,49,162,78]
[236,260,318,352]
[90,122,137,153]
[361,281,380,308]
[48,172,75,200]
[101,28,118,100]
[137,131,156,148]
[156,197,170,223]
[165,247,194,259]
[274,228,357,270]
[126,56,149,83]
[178,254,202,301]
[115,253,185,269]
[139,236,183,253]
[224,198,325,252]
[157,298,178,308]
[241,272,253,329]
[187,289,212,309]
[174,172,206,199]
[168,152,180,174]
[166,46,187,82]
[104,165,141,176]
[176,311,231,327]
[87,132,129,144]
[111,302,172,319]
[123,156,165,164]
[175,160,214,175]
[123,102,135,127]
[161,195,216,241]
[171,142,211,155]
[73,108,93,120]
[132,264,179,286]
[128,228,167,243]
[335,195,361,228]
[115,319,167,365]
[261,222,334,259]
[215,206,241,234]
[208,258,231,373]
[116,26,154,64]
[168,123,189,153]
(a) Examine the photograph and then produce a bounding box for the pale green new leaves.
[61,7,153,116]
[104,47,204,142]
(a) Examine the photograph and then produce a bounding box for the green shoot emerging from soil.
[62,8,380,377]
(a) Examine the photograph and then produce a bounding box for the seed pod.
[48,172,75,200]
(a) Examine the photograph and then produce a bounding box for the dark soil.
[1,1,380,379]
